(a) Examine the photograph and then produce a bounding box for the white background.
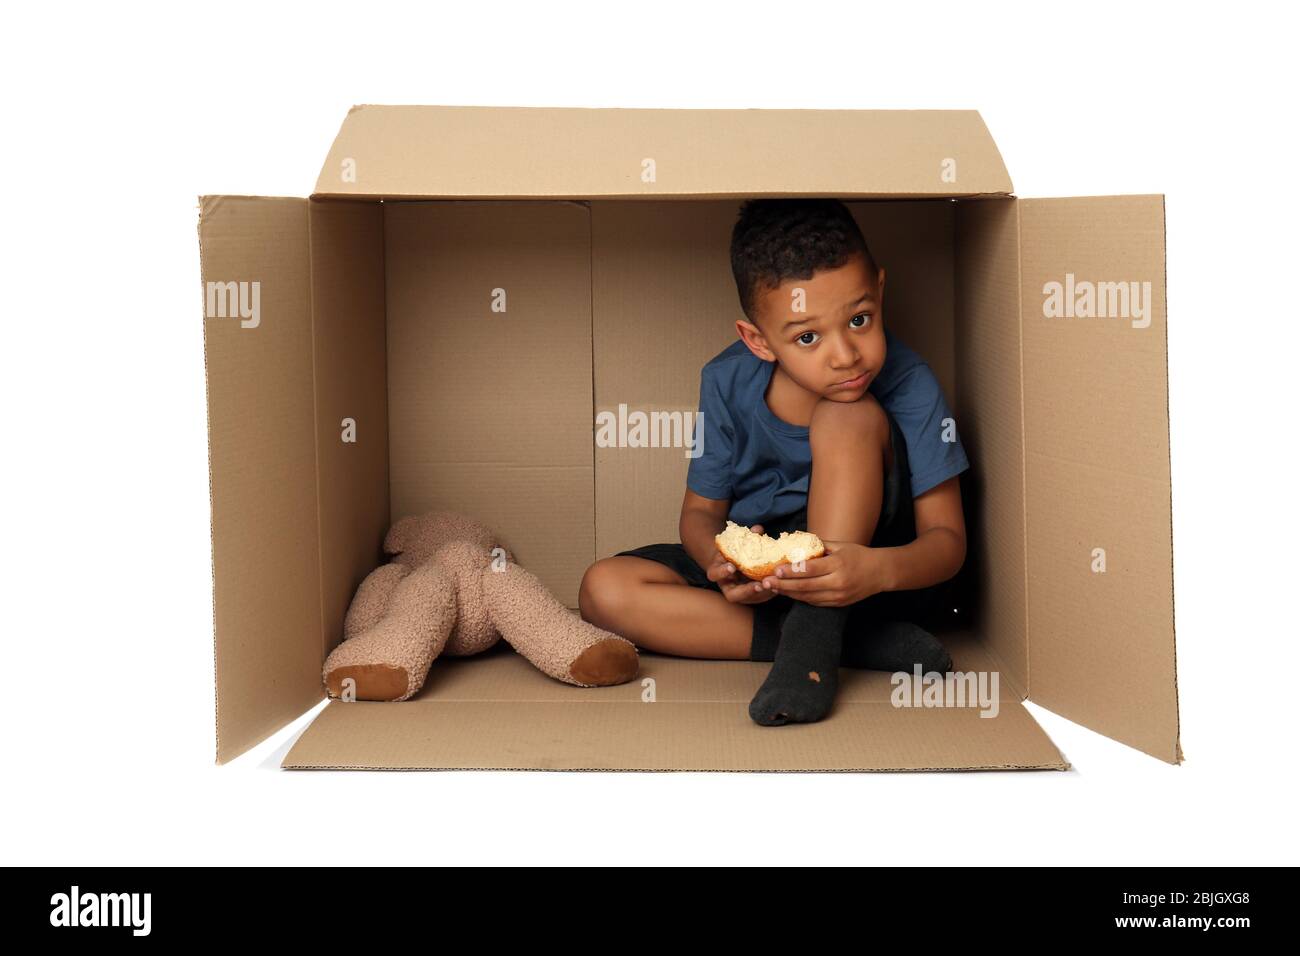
[1,0,1295,866]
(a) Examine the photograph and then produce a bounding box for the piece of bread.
[714,520,825,581]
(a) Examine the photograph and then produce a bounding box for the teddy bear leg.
[342,562,410,640]
[324,563,457,701]
[482,563,638,686]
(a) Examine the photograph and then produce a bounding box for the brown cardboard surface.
[309,200,390,656]
[1019,196,1179,764]
[591,201,745,558]
[314,106,1013,201]
[384,201,595,606]
[282,630,1068,771]
[955,198,1029,696]
[200,196,325,764]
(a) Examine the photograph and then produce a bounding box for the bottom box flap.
[282,630,1068,772]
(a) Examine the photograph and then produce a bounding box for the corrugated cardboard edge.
[198,196,219,765]
[304,202,327,690]
[1160,196,1184,764]
[588,200,597,567]
[313,190,1020,202]
[304,201,325,697]
[1014,200,1033,707]
[282,765,1068,773]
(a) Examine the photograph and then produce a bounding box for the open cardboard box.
[199,105,1179,771]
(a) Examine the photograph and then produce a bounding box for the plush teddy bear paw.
[324,661,411,702]
[324,563,457,701]
[323,626,422,700]
[569,636,639,686]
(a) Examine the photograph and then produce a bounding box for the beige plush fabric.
[432,540,501,656]
[323,510,637,701]
[341,562,408,639]
[482,561,638,686]
[325,562,457,701]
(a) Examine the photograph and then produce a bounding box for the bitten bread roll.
[714,520,826,581]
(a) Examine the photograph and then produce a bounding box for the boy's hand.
[706,524,777,604]
[759,540,889,607]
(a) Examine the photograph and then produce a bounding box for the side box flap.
[313,105,1013,200]
[199,196,324,764]
[1019,195,1181,764]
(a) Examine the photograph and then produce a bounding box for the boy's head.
[730,199,886,400]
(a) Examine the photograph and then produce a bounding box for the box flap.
[282,631,1068,771]
[1019,196,1180,764]
[199,196,325,764]
[314,105,1012,200]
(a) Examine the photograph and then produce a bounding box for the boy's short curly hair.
[729,199,878,321]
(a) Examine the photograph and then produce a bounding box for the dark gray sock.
[748,602,846,726]
[841,620,953,673]
[752,607,953,675]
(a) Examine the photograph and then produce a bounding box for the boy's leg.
[835,407,954,674]
[578,555,755,659]
[751,409,955,676]
[750,395,892,725]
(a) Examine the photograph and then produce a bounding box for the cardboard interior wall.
[199,106,1178,771]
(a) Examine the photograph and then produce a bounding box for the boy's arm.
[679,489,731,571]
[877,476,966,592]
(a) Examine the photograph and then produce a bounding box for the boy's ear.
[734,318,775,362]
[877,266,886,298]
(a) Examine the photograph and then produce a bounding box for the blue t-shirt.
[686,327,969,527]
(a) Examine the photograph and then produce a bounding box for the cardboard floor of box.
[281,629,1069,772]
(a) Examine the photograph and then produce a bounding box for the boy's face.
[738,251,886,402]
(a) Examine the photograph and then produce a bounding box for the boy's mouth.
[830,370,870,390]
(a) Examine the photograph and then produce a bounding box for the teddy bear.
[323,510,639,701]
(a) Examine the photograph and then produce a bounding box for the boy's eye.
[796,331,820,346]
[850,313,872,329]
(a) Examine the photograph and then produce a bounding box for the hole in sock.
[808,671,821,682]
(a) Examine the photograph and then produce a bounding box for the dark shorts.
[613,408,955,661]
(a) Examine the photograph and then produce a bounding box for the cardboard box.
[199,105,1179,771]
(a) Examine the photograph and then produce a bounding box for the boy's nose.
[831,347,859,368]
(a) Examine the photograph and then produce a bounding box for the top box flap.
[313,105,1013,200]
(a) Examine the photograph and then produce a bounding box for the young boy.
[578,199,968,726]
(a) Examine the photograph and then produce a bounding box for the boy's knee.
[809,393,888,447]
[578,559,629,626]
